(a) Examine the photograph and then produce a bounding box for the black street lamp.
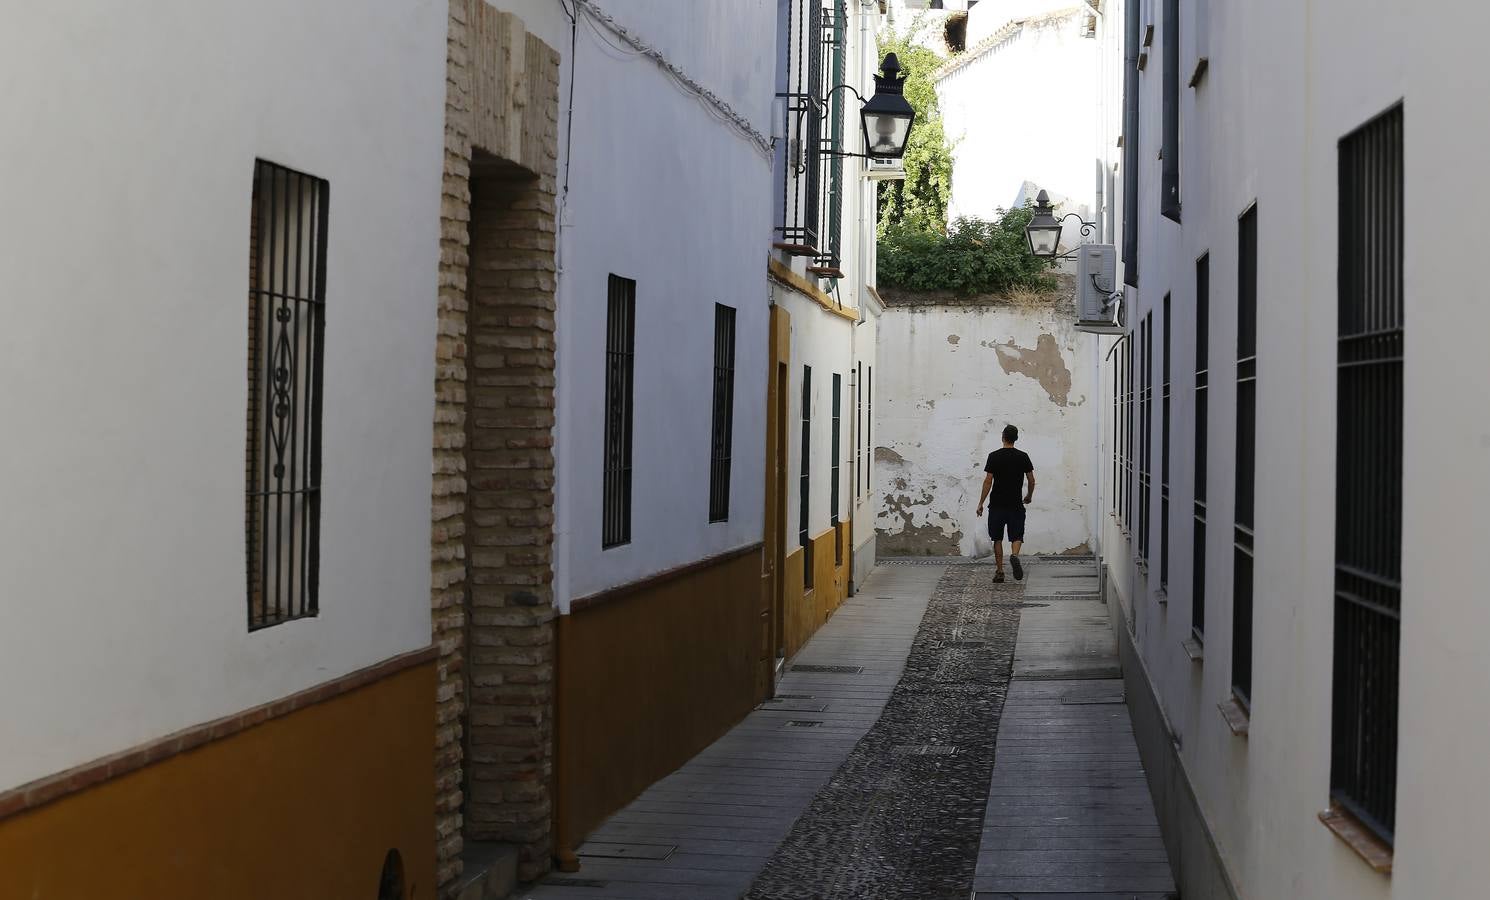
[859,54,915,159]
[1024,189,1097,258]
[819,53,917,160]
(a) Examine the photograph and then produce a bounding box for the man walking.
[977,424,1036,582]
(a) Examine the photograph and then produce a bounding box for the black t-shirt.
[984,447,1033,509]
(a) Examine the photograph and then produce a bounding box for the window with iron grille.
[1122,0,1141,286]
[801,365,813,589]
[1233,206,1258,704]
[709,304,736,523]
[776,0,827,257]
[1139,312,1153,563]
[855,361,863,499]
[1193,254,1210,638]
[603,275,636,549]
[831,373,842,565]
[247,159,327,631]
[1160,0,1181,222]
[1125,333,1135,528]
[1161,294,1171,588]
[1112,341,1121,518]
[811,1,848,278]
[1332,104,1403,843]
[867,365,873,494]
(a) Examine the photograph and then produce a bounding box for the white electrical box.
[1075,243,1123,334]
[863,157,906,180]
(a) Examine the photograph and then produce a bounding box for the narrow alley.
[523,558,1174,900]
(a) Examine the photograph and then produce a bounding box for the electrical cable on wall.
[572,0,774,158]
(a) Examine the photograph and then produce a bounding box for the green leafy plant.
[876,27,953,234]
[877,208,1057,297]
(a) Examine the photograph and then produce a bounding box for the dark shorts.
[987,505,1026,542]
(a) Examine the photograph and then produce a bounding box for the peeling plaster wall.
[876,299,1097,557]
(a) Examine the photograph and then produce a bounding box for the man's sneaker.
[1011,555,1024,581]
[993,570,1006,584]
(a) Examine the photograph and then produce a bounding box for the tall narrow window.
[1139,312,1153,564]
[1233,206,1258,705]
[801,366,813,589]
[855,361,863,499]
[866,366,873,495]
[603,275,636,548]
[1112,348,1121,517]
[1125,334,1135,527]
[709,304,736,522]
[1193,255,1210,638]
[1122,1,1141,286]
[831,373,842,564]
[1160,0,1181,221]
[812,0,848,277]
[1332,105,1403,843]
[247,159,327,630]
[1161,294,1171,588]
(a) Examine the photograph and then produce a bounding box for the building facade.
[0,2,449,897]
[766,0,887,661]
[1096,0,1490,897]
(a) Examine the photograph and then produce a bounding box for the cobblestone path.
[743,564,1023,900]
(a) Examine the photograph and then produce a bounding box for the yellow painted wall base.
[782,523,851,658]
[556,547,764,852]
[0,662,437,900]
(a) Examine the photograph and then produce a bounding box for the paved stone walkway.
[521,559,1176,899]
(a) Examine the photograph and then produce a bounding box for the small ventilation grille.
[785,720,823,728]
[791,664,863,674]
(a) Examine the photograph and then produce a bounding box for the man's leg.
[1009,508,1026,581]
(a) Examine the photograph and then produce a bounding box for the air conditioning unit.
[863,157,906,180]
[1075,243,1123,334]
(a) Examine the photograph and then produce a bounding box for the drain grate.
[785,720,823,728]
[775,693,816,700]
[892,744,959,756]
[577,842,676,861]
[791,664,863,674]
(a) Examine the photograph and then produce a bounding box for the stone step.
[456,841,519,900]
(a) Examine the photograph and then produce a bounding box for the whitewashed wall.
[876,297,1098,557]
[0,0,447,790]
[938,7,1097,225]
[544,1,777,608]
[1100,0,1490,896]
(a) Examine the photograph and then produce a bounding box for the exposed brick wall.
[434,1,560,894]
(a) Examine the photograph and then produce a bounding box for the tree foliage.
[877,208,1056,297]
[875,23,953,234]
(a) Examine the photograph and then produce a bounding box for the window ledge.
[1320,804,1393,874]
[1182,636,1204,662]
[1218,697,1250,737]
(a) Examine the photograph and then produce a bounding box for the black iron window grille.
[603,275,636,549]
[1233,206,1258,705]
[709,304,737,523]
[1111,341,1121,518]
[247,160,327,631]
[867,365,873,495]
[831,373,842,565]
[1160,0,1181,222]
[810,1,848,277]
[1193,254,1210,638]
[776,0,827,257]
[1332,104,1403,843]
[855,361,863,499]
[1122,0,1141,286]
[1161,294,1172,589]
[801,366,813,589]
[1125,332,1135,528]
[1139,312,1153,564]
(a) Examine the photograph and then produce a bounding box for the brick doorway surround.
[431,0,560,893]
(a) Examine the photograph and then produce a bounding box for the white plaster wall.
[1098,0,1490,896]
[549,1,776,607]
[876,300,1097,557]
[938,10,1097,223]
[0,0,447,789]
[965,0,1080,45]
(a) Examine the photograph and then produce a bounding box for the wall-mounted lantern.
[1024,189,1098,259]
[859,54,915,159]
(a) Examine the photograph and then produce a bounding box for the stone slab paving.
[973,558,1177,900]
[519,564,943,900]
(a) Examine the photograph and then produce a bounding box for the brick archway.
[431,1,560,893]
